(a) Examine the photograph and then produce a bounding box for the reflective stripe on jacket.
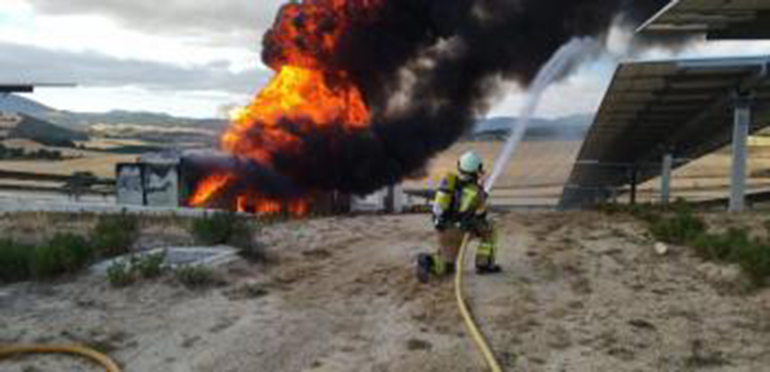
[432,172,487,223]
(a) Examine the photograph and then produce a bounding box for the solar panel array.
[559,56,770,208]
[640,0,770,39]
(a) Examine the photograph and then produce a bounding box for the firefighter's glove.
[461,215,487,233]
[433,215,449,231]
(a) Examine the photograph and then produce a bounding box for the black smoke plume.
[190,0,672,202]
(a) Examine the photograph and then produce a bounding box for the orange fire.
[221,65,370,165]
[234,193,311,217]
[189,0,383,216]
[189,173,234,207]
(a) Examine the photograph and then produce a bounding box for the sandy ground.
[2,211,770,371]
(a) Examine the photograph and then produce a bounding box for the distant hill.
[0,94,56,117]
[471,114,592,141]
[0,94,227,131]
[0,95,594,144]
[3,113,89,147]
[52,110,227,131]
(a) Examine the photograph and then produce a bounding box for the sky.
[0,0,769,119]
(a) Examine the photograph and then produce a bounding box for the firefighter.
[417,151,501,283]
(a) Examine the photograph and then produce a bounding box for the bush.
[650,209,706,245]
[106,260,135,287]
[732,242,770,286]
[91,212,139,257]
[632,204,770,288]
[190,212,239,245]
[105,251,167,287]
[0,235,93,282]
[30,234,94,279]
[0,239,34,282]
[690,232,735,262]
[685,226,770,287]
[190,212,262,260]
[133,251,166,279]
[174,266,223,289]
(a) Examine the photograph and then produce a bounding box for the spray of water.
[485,38,599,193]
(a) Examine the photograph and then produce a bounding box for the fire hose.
[455,234,504,372]
[0,344,121,372]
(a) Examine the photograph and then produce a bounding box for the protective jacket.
[432,172,489,231]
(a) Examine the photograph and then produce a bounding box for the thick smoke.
[200,0,672,199]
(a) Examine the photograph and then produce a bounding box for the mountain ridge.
[1,94,593,142]
[0,94,227,131]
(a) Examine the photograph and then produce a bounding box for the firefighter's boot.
[416,253,433,283]
[476,230,502,275]
[416,253,456,283]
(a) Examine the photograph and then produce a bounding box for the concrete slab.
[90,245,240,275]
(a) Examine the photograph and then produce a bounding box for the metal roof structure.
[0,85,35,94]
[0,83,76,94]
[639,0,770,40]
[559,55,770,209]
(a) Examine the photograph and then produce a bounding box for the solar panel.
[559,55,770,209]
[639,0,770,40]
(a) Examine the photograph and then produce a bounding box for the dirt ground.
[1,211,770,371]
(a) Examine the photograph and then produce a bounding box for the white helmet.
[458,151,483,175]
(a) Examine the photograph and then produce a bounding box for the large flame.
[221,65,370,165]
[189,173,234,207]
[189,0,382,216]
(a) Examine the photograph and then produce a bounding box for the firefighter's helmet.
[458,151,483,175]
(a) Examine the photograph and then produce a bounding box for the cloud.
[27,0,284,40]
[0,42,270,94]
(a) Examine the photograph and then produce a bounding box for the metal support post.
[661,153,673,205]
[629,167,638,206]
[730,94,752,212]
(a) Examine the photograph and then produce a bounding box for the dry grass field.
[2,135,770,206]
[635,145,770,203]
[0,139,137,178]
[405,140,583,206]
[414,138,770,207]
[0,154,136,178]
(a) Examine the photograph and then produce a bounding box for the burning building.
[185,0,672,215]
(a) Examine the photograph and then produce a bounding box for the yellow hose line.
[0,344,121,372]
[455,234,504,372]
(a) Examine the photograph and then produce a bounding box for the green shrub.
[106,260,135,287]
[30,234,93,279]
[690,233,734,262]
[105,251,167,287]
[51,234,93,272]
[650,209,706,245]
[132,251,166,279]
[190,212,261,260]
[0,239,34,282]
[627,204,661,223]
[91,212,139,257]
[686,227,770,287]
[190,212,239,245]
[732,242,770,286]
[0,235,93,282]
[174,266,223,289]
